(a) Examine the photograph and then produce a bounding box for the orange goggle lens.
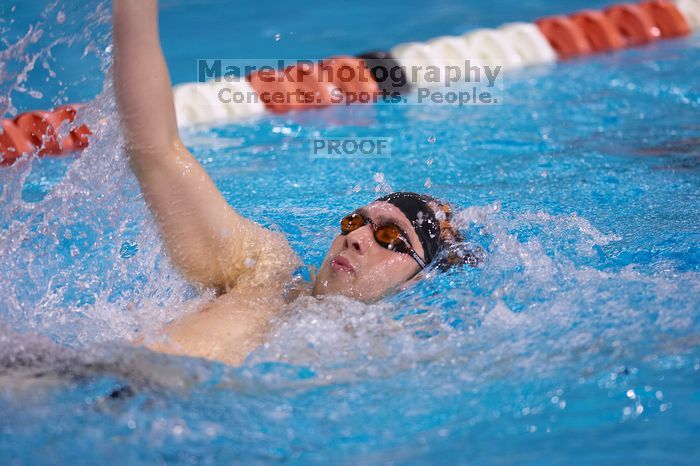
[340,213,410,253]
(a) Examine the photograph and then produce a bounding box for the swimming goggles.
[340,212,426,269]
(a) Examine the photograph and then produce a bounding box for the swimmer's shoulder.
[231,228,304,295]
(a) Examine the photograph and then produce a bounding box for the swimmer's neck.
[283,277,315,304]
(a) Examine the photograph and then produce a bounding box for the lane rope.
[1,0,696,165]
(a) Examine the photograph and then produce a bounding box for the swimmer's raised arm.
[113,0,296,292]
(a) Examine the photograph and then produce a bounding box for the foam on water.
[249,203,700,385]
[1,0,699,464]
[0,1,198,348]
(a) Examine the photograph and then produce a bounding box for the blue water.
[1,0,700,464]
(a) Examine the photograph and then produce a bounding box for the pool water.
[1,0,699,464]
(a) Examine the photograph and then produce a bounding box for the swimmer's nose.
[344,224,373,255]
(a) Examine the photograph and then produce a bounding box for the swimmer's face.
[312,201,425,303]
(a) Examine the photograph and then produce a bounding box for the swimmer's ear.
[436,244,484,271]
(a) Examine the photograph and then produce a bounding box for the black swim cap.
[374,192,444,265]
[374,191,482,271]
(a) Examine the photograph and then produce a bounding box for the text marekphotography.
[197,59,504,106]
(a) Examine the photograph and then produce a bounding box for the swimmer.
[113,0,477,365]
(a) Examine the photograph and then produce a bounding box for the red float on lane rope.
[536,16,593,59]
[318,56,379,102]
[570,10,625,52]
[640,0,691,37]
[0,120,33,165]
[247,56,378,113]
[291,62,335,108]
[246,68,287,114]
[605,3,659,46]
[0,104,90,165]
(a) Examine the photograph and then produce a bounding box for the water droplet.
[119,240,138,259]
